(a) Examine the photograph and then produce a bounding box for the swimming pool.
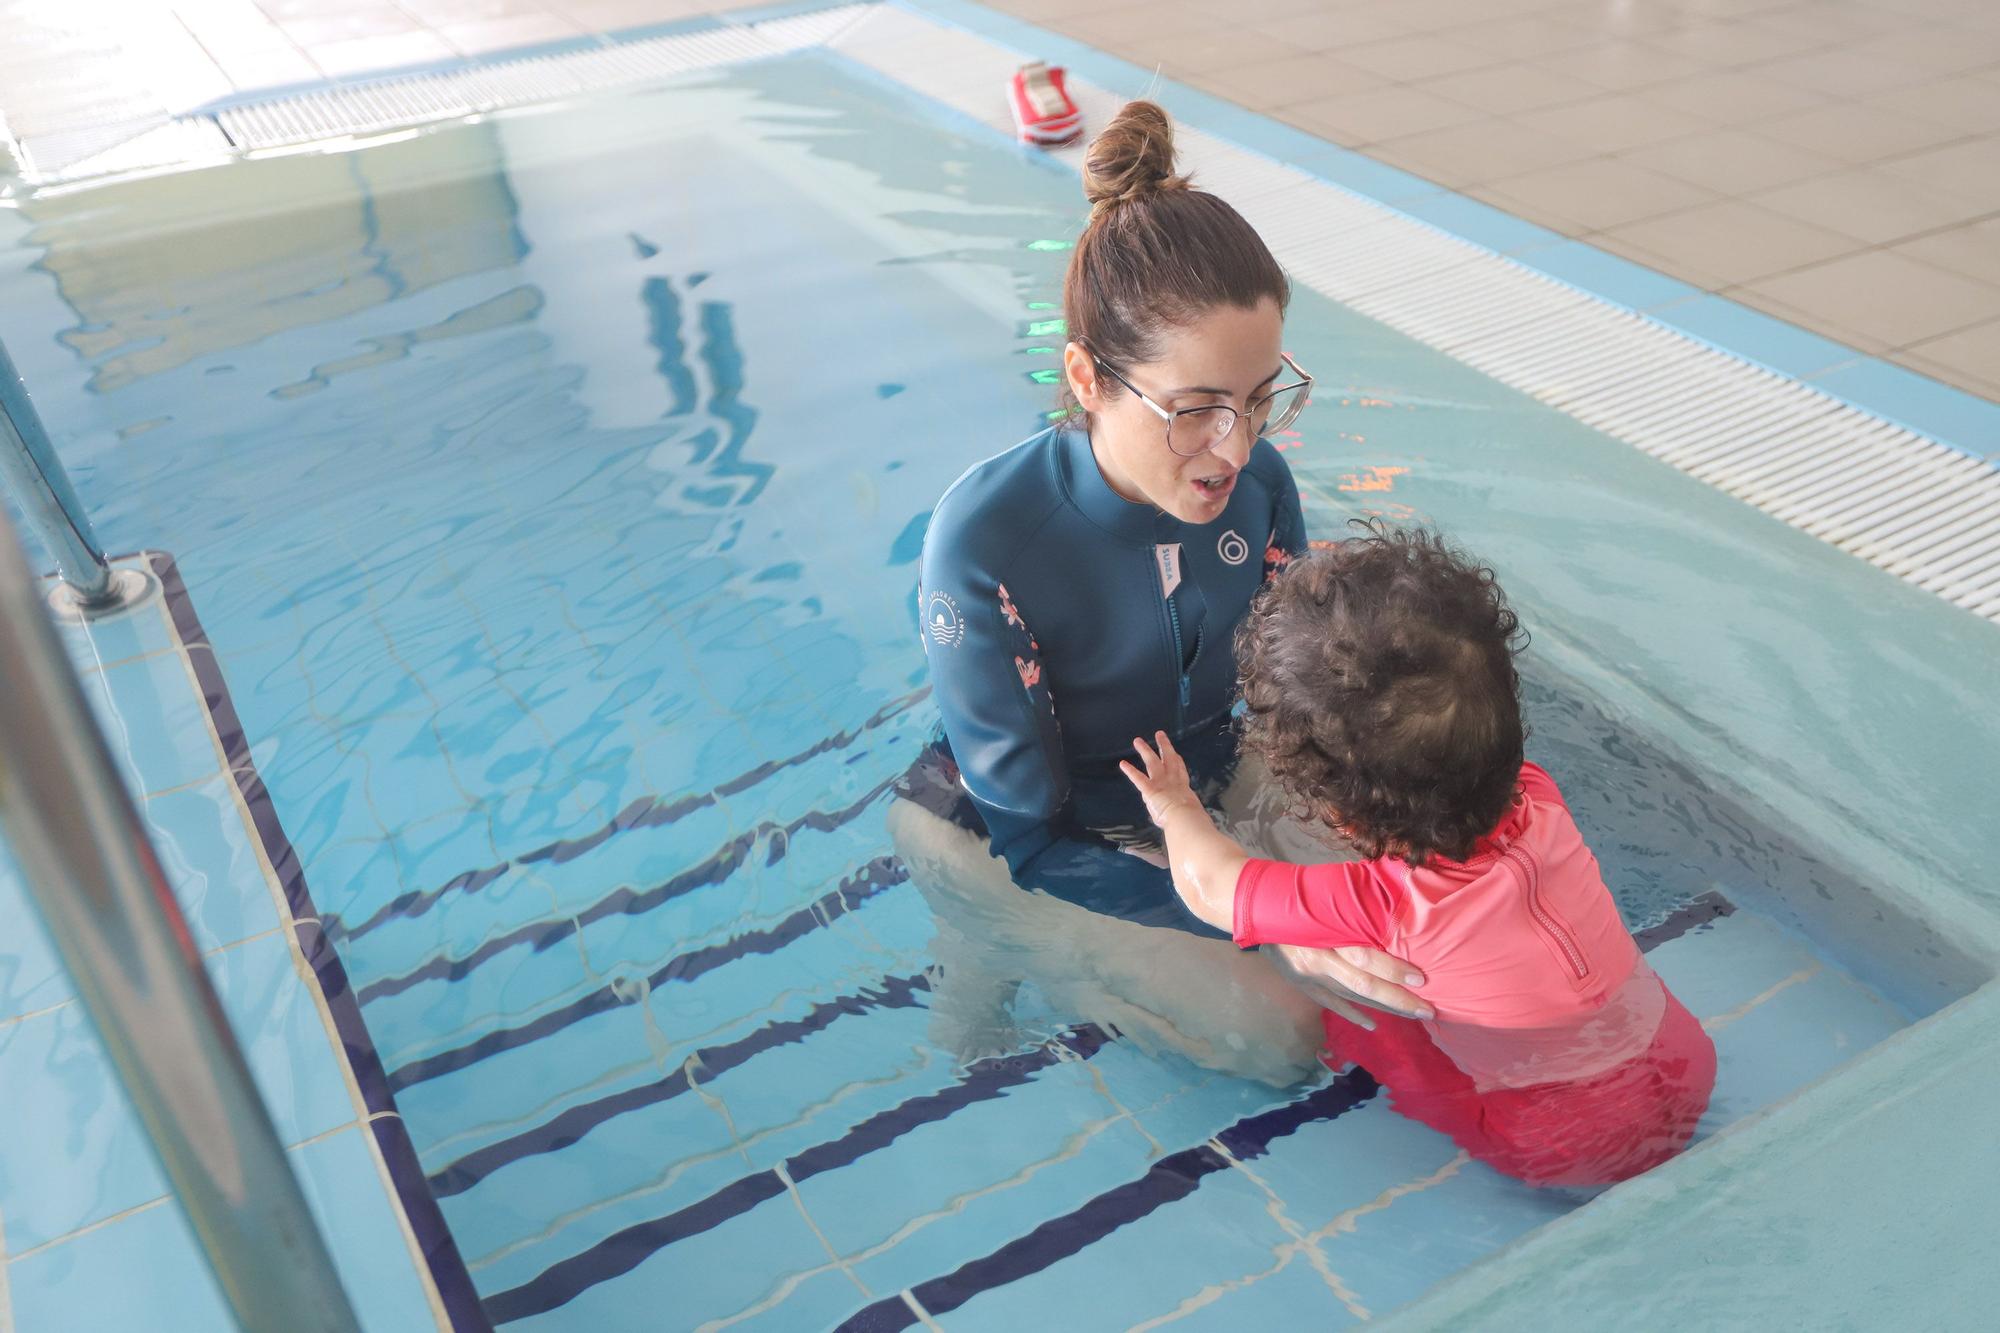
[3,12,1997,1331]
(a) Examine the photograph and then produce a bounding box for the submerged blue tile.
[204,931,355,1147]
[6,1198,233,1333]
[142,776,284,953]
[78,648,219,798]
[0,838,74,1020]
[54,586,175,670]
[291,1125,439,1333]
[0,1005,166,1249]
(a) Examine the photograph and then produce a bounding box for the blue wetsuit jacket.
[915,424,1308,931]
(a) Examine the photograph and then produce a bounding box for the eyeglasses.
[1093,352,1313,457]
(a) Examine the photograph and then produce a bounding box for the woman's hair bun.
[1081,100,1190,215]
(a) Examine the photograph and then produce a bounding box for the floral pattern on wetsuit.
[1263,542,1293,583]
[999,583,1054,711]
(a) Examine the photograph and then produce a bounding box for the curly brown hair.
[1236,525,1527,865]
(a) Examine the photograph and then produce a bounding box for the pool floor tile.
[141,776,285,953]
[205,931,358,1148]
[291,1124,442,1333]
[4,1199,234,1333]
[0,1004,168,1250]
[77,648,222,799]
[0,842,74,1020]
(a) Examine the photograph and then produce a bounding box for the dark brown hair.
[1236,525,1528,864]
[1060,101,1289,415]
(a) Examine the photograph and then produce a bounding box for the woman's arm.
[1120,732,1250,933]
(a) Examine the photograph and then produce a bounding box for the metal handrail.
[0,511,362,1328]
[0,338,118,608]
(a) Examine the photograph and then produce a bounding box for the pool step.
[444,902,1902,1331]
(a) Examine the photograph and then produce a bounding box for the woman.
[891,101,1423,1074]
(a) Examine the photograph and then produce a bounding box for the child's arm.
[1119,732,1249,933]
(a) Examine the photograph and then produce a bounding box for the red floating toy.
[1009,61,1081,146]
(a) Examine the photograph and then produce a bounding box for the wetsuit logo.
[1217,529,1250,566]
[925,591,965,648]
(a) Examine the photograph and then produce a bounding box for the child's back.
[1123,525,1715,1187]
[1234,760,1714,1186]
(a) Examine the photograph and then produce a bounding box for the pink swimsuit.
[1235,764,1715,1186]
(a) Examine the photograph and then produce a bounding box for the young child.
[1121,527,1716,1188]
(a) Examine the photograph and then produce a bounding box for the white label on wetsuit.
[1154,543,1183,599]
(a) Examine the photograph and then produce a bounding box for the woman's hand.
[1266,943,1432,1028]
[1119,732,1201,827]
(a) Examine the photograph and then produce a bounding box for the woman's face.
[1064,298,1285,526]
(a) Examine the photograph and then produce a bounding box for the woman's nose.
[1212,417,1255,468]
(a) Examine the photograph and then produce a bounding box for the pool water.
[2,48,1994,1331]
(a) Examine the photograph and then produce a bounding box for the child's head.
[1236,524,1526,865]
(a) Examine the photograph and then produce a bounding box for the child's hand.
[1120,732,1201,828]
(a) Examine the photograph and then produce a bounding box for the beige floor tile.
[1585,231,1730,292]
[1750,167,1991,245]
[1878,135,2000,212]
[304,29,456,77]
[1862,74,2000,135]
[1373,116,1592,187]
[277,6,419,47]
[1890,351,1999,400]
[1742,249,2000,349]
[1598,199,1863,286]
[1746,3,1907,44]
[1190,55,1387,112]
[1892,217,2000,289]
[394,0,553,21]
[1756,101,1958,165]
[1865,24,2000,74]
[1409,62,1603,116]
[1642,68,1830,121]
[1279,83,1483,146]
[1335,32,1504,82]
[1483,157,1719,232]
[1515,93,1715,154]
[1463,183,1582,233]
[210,43,322,89]
[555,0,702,33]
[1900,318,2000,392]
[1620,126,1843,196]
[1750,46,1935,99]
[1535,40,1709,93]
[1257,6,1415,51]
[1538,0,1702,39]
[1641,18,1827,68]
[1722,284,1893,355]
[1438,13,1602,60]
[438,13,583,56]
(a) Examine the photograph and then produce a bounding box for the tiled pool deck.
[2,0,1996,403]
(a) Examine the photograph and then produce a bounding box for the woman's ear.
[1064,341,1106,413]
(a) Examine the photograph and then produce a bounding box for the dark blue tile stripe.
[354,775,901,1005]
[391,855,909,1097]
[834,1070,1382,1332]
[482,1026,1116,1323]
[429,968,932,1198]
[146,551,492,1333]
[329,688,928,943]
[821,891,1734,1332]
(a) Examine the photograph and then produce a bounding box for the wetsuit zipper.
[1164,592,1190,729]
[1503,844,1588,980]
